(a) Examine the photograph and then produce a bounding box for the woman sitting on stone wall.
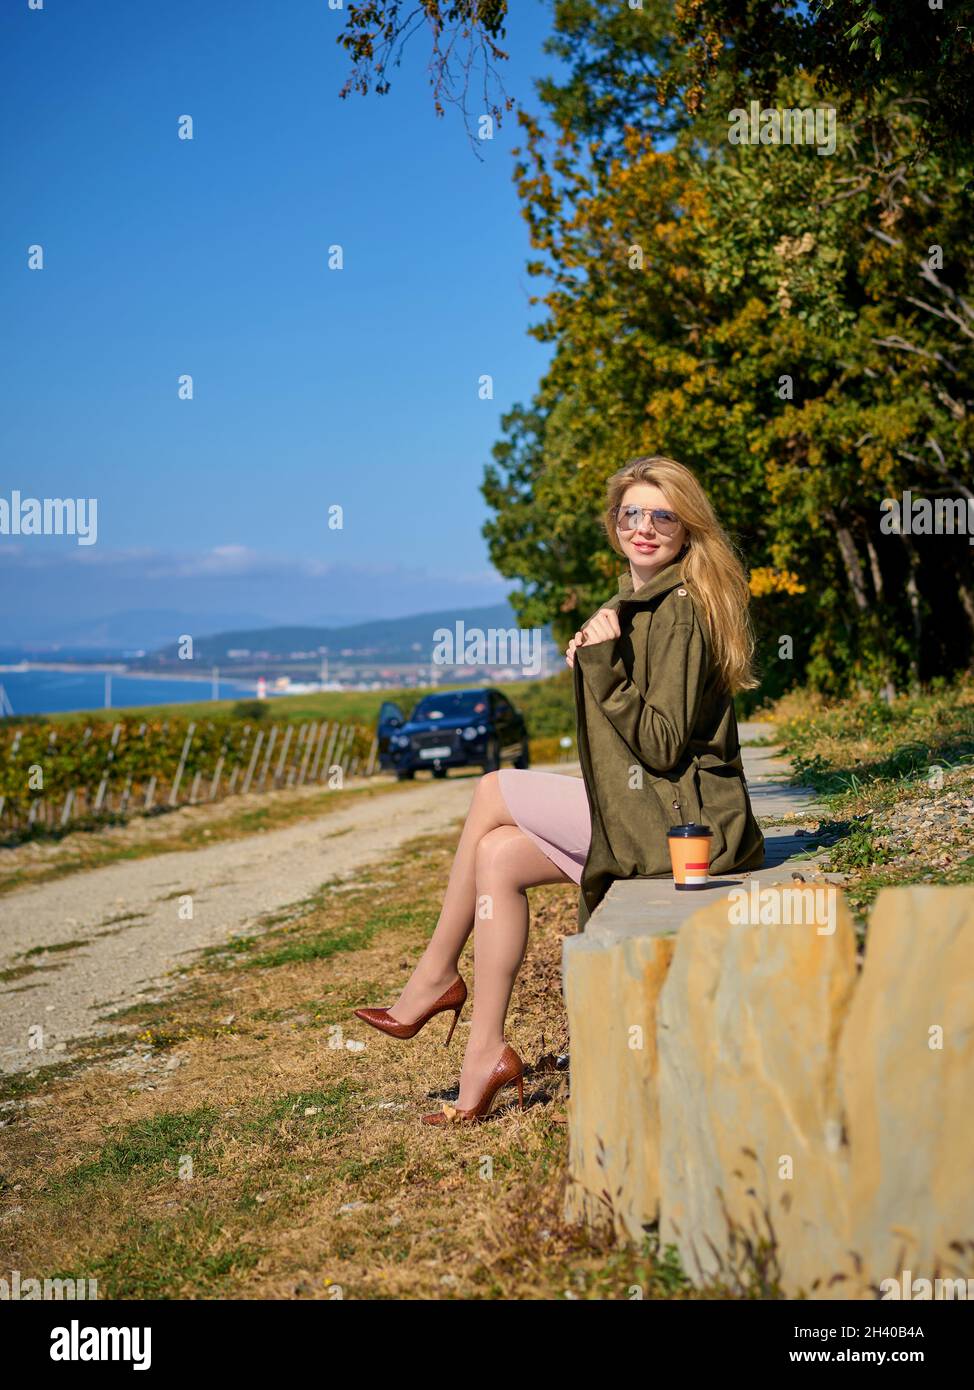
[353,455,765,1124]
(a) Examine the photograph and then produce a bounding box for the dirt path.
[0,771,492,1073]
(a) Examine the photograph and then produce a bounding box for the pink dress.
[496,768,592,885]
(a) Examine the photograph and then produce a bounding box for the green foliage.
[668,0,974,157]
[231,699,270,720]
[826,822,894,870]
[506,669,576,737]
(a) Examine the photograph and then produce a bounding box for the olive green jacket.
[572,562,765,929]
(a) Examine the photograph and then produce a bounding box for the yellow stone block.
[656,885,859,1296]
[563,930,675,1239]
[839,885,974,1296]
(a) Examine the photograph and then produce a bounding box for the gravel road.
[0,770,502,1074]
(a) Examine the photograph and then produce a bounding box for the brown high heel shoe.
[421,1043,524,1125]
[353,975,467,1045]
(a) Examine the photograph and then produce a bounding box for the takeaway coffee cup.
[667,823,713,890]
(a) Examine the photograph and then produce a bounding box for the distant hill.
[4,607,375,654]
[13,608,279,652]
[145,602,549,666]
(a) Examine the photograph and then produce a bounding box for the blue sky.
[1,0,563,640]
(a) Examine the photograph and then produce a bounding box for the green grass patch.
[0,960,66,984]
[248,1081,359,1139]
[778,680,974,805]
[53,1107,221,1195]
[0,1059,85,1105]
[89,1207,262,1299]
[768,677,974,923]
[23,938,90,958]
[239,925,375,970]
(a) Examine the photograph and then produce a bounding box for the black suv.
[377,688,530,780]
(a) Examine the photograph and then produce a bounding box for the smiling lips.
[632,541,659,552]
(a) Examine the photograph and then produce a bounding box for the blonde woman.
[354,456,765,1123]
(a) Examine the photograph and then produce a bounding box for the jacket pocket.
[692,752,749,864]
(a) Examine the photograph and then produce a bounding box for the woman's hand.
[565,607,621,667]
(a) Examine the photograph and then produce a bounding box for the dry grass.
[0,823,701,1300]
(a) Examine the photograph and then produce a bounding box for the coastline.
[0,665,260,718]
[0,662,255,684]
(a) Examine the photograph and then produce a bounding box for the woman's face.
[615,482,687,584]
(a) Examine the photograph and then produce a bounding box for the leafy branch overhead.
[336,0,514,128]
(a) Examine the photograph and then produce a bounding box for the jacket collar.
[616,561,686,605]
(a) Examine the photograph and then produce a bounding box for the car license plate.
[419,745,451,759]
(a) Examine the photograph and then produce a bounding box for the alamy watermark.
[50,1319,151,1370]
[1,1269,98,1299]
[727,882,837,936]
[881,1270,974,1300]
[0,491,98,545]
[880,491,974,545]
[728,102,836,157]
[432,622,544,676]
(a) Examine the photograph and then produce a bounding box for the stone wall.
[562,884,974,1298]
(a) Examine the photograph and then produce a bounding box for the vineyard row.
[0,716,378,836]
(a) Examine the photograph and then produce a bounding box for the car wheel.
[482,737,500,773]
[514,738,530,769]
[396,770,415,781]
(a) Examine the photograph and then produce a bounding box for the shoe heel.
[444,1004,463,1047]
[488,1074,523,1118]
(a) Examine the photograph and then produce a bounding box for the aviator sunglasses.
[615,504,681,536]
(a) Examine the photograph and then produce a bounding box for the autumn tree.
[483,61,974,695]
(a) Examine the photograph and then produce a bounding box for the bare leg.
[456,824,571,1109]
[388,771,517,1023]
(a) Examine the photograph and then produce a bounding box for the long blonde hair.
[602,455,758,693]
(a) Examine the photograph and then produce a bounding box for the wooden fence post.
[241,728,265,793]
[310,721,329,782]
[286,724,308,788]
[169,722,197,806]
[274,725,294,786]
[297,721,318,785]
[320,722,340,781]
[95,723,123,811]
[228,725,251,795]
[209,754,225,801]
[257,725,278,790]
[338,726,354,775]
[365,735,378,777]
